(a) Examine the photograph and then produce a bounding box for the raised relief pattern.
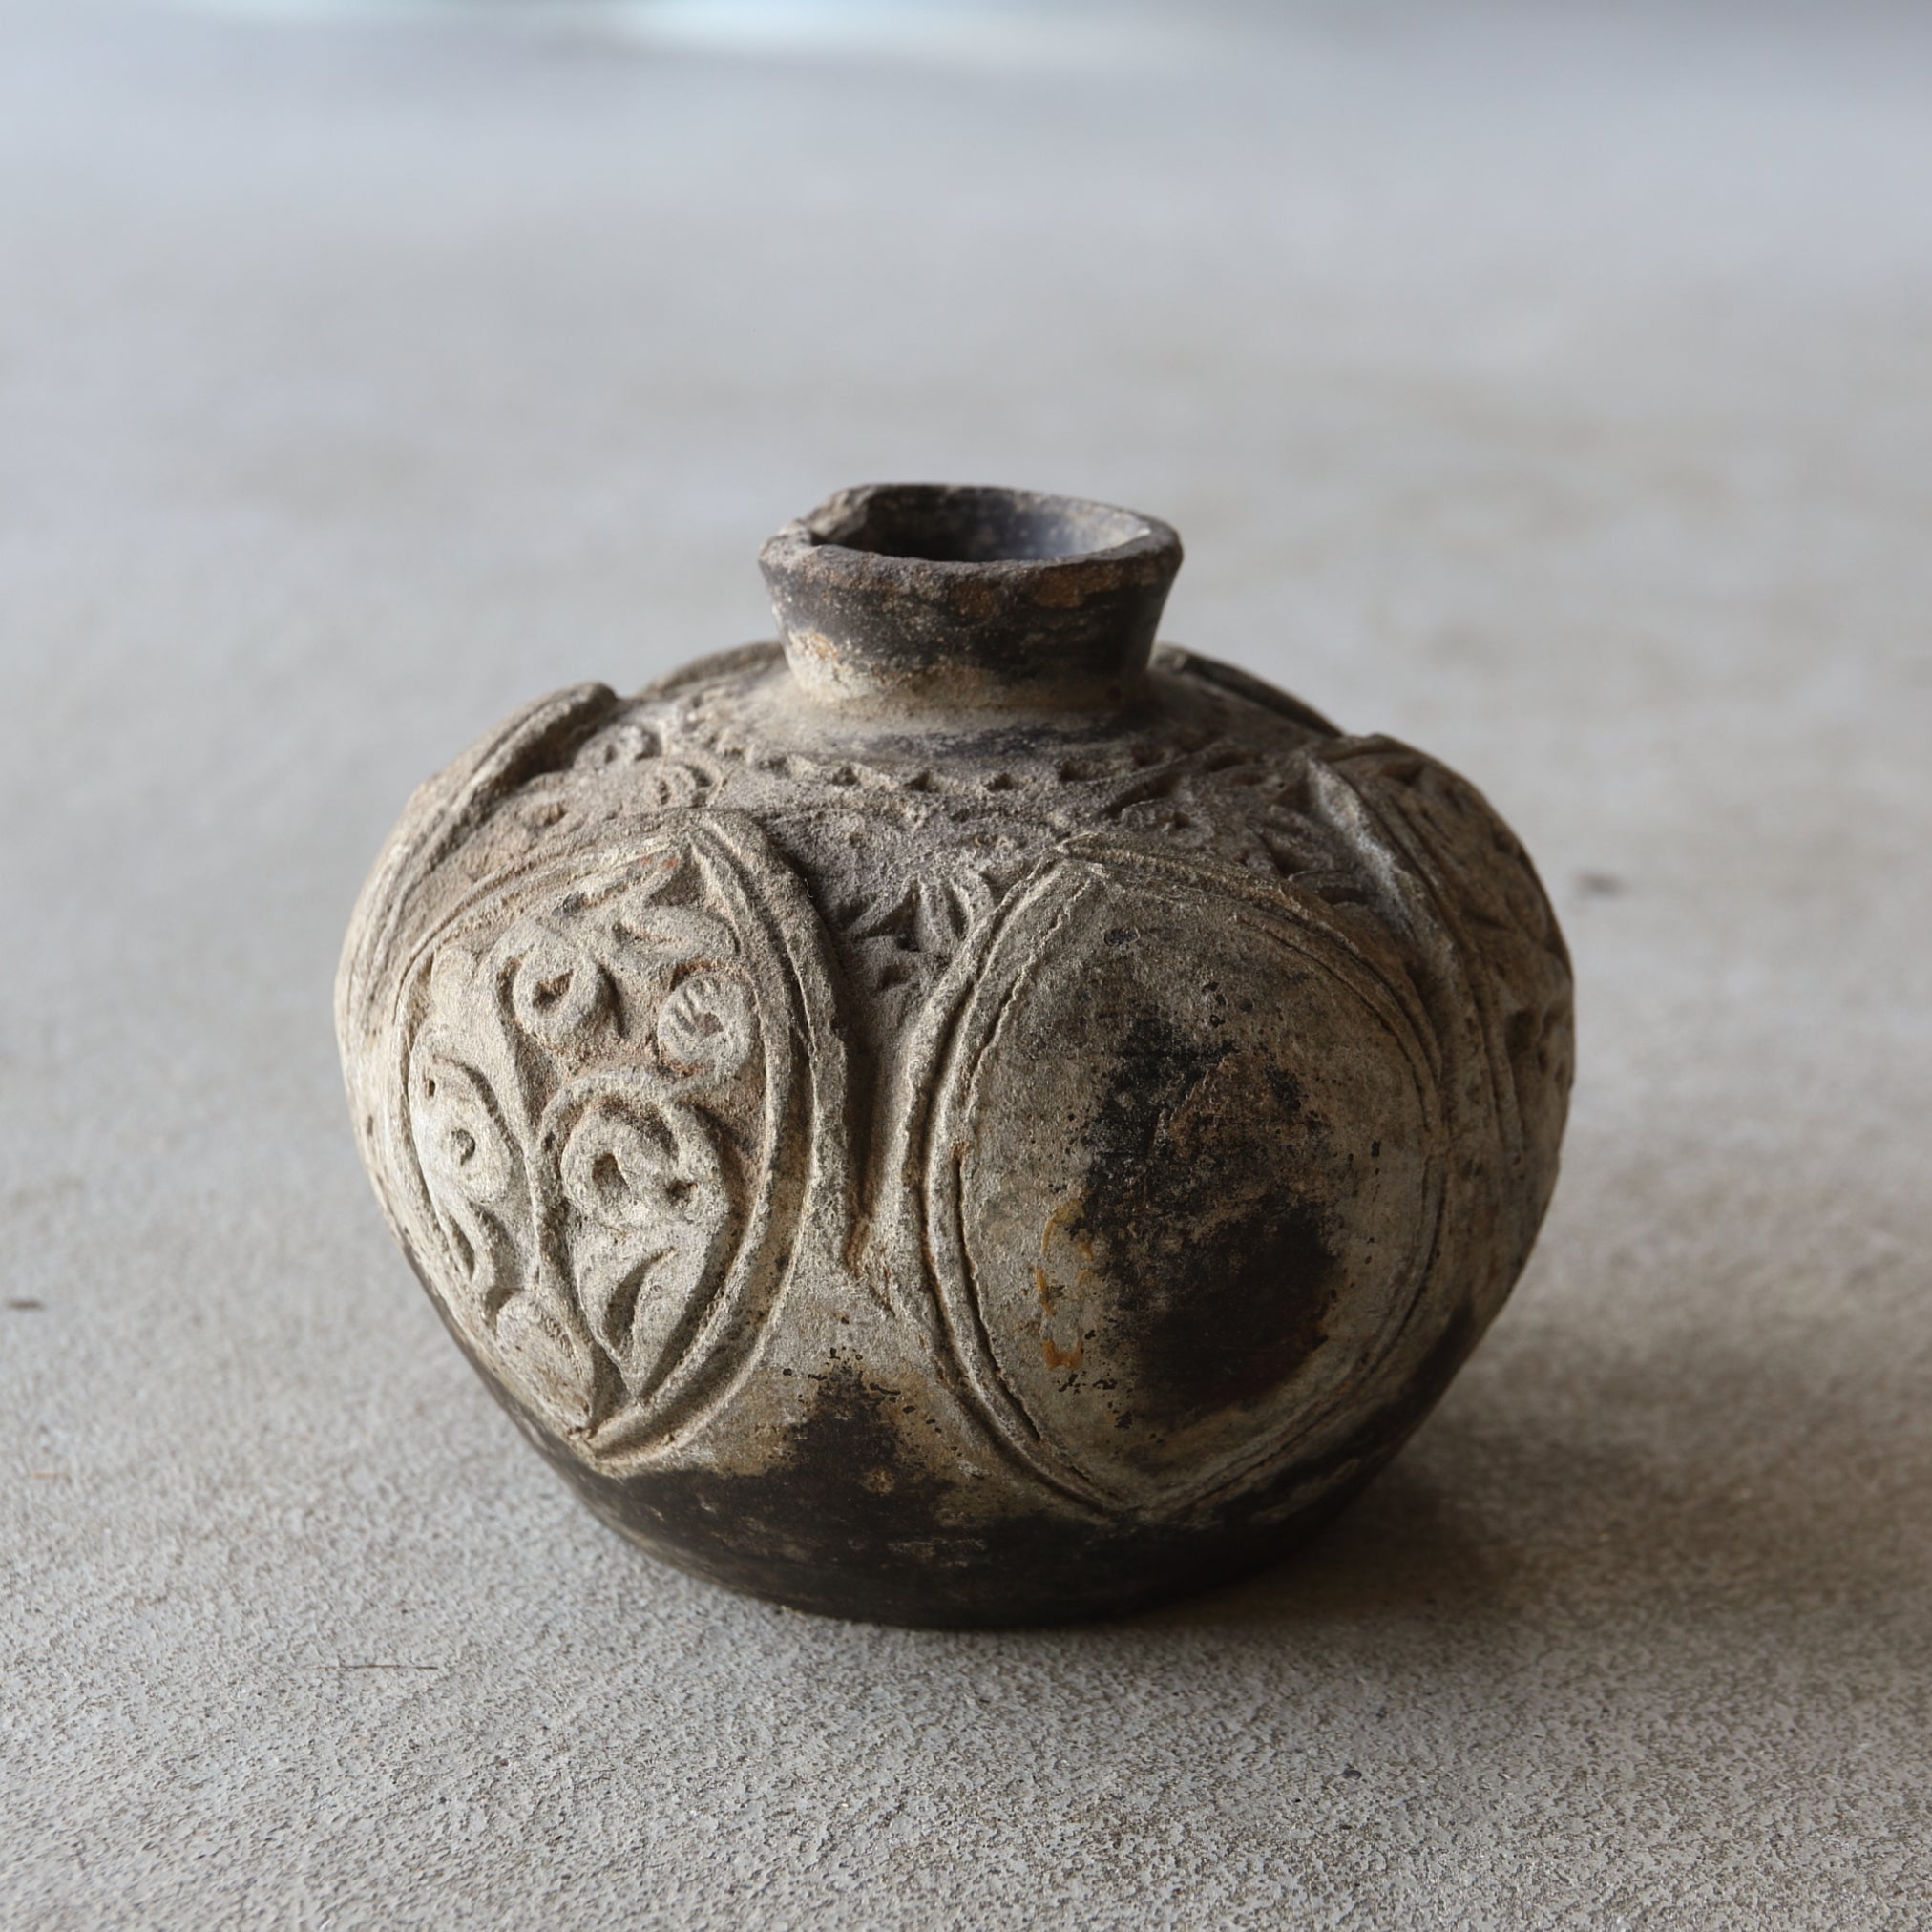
[917,850,1445,1514]
[369,655,1560,1513]
[394,826,806,1453]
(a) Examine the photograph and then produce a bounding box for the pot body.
[337,488,1572,1626]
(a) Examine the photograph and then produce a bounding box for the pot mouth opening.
[801,483,1160,567]
[761,482,1184,719]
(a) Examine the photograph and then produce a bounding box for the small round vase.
[337,483,1573,1628]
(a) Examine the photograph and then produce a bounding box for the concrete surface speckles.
[1,0,1927,1925]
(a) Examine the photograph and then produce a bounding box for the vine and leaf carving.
[1095,749,1373,905]
[530,655,1376,1009]
[827,865,1025,1040]
[570,715,717,808]
[402,842,767,1438]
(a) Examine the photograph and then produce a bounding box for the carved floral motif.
[394,835,788,1444]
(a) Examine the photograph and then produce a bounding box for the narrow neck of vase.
[759,483,1183,719]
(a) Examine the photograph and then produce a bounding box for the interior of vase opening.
[819,486,1147,564]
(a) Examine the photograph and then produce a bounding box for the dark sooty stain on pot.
[1073,1012,1339,1423]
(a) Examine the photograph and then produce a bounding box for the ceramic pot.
[337,483,1573,1627]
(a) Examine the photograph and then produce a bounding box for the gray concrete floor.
[3,1,1928,1924]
